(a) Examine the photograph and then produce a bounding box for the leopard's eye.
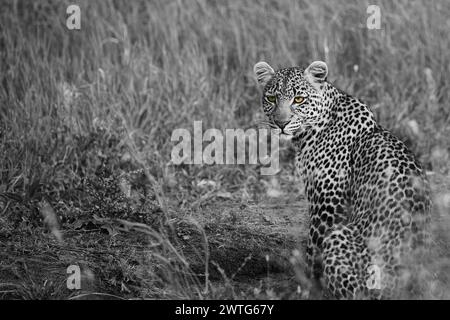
[265,95,276,103]
[294,96,305,104]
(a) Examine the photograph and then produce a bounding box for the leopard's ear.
[304,61,328,84]
[253,61,275,87]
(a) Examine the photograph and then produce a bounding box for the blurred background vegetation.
[0,0,449,299]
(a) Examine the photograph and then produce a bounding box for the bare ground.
[0,173,449,299]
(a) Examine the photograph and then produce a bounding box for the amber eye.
[294,96,305,104]
[265,95,276,103]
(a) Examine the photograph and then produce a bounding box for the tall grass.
[1,0,449,182]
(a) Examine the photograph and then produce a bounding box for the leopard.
[253,60,432,299]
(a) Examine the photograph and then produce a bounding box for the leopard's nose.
[274,119,290,130]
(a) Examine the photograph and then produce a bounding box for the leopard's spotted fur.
[253,61,431,299]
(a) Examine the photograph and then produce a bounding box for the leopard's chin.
[279,132,294,141]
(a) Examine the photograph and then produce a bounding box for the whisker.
[259,121,278,129]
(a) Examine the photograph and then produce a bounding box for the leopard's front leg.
[306,222,324,279]
[304,201,350,295]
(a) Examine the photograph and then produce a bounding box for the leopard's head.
[253,61,331,136]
